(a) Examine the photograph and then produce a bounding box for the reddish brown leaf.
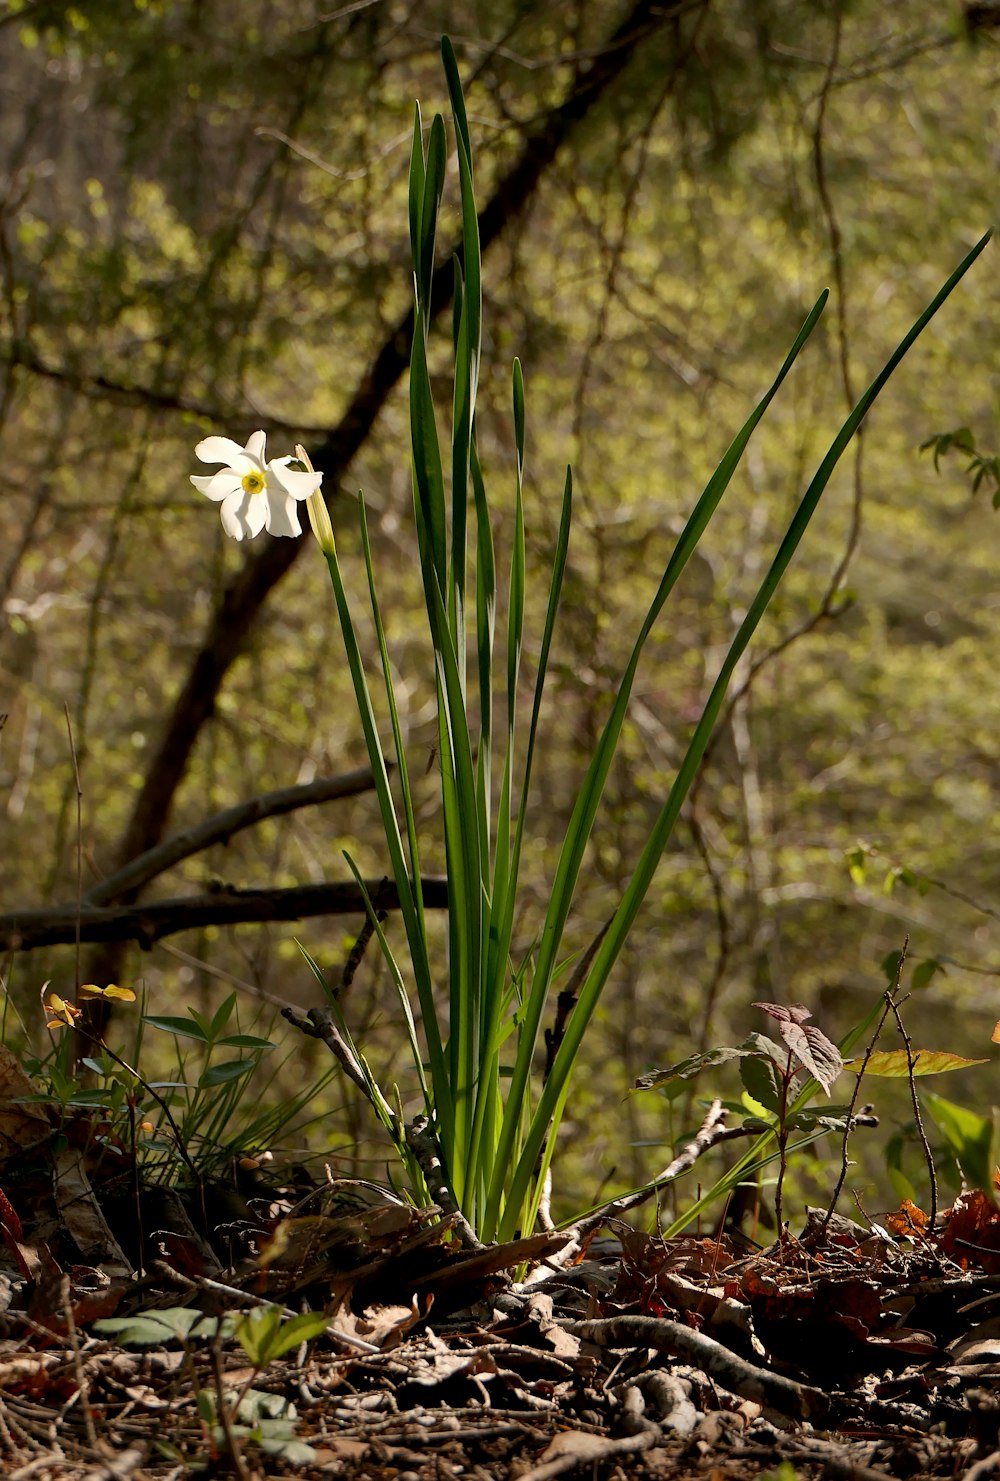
[884,1201,929,1237]
[940,1189,1000,1272]
[754,1001,813,1026]
[0,1183,23,1241]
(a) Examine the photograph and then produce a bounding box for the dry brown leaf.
[0,1045,50,1159]
[53,1145,132,1276]
[339,1300,421,1350]
[525,1291,582,1359]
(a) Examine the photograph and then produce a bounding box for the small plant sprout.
[639,1003,847,1240]
[44,991,82,1029]
[747,1003,843,1239]
[191,430,323,541]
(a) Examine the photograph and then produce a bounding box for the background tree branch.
[85,766,389,906]
[0,877,449,953]
[109,0,702,875]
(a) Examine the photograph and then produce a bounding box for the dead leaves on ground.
[4,1039,1000,1476]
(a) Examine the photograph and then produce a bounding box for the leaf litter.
[3,1057,1000,1478]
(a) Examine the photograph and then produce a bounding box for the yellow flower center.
[242,470,266,496]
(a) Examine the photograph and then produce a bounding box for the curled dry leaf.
[0,1046,50,1159]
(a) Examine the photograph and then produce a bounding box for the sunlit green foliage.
[1,1,998,1220]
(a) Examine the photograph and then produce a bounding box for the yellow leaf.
[845,1050,988,1077]
[78,983,136,1002]
[45,994,81,1026]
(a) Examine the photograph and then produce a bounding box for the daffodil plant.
[191,41,990,1243]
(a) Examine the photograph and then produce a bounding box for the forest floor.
[2,1152,1000,1481]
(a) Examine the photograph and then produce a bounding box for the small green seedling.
[641,1002,845,1238]
[94,1305,237,1346]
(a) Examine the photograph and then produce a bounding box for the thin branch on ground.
[557,1314,830,1422]
[406,1116,484,1252]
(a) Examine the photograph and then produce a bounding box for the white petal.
[245,430,267,466]
[246,493,268,537]
[195,436,251,467]
[192,471,242,502]
[219,490,266,540]
[268,464,323,502]
[264,490,303,538]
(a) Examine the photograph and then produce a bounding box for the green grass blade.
[498,231,992,1237]
[483,293,827,1238]
[451,288,471,676]
[441,36,473,179]
[416,113,446,315]
[472,438,495,836]
[448,69,482,695]
[410,313,448,595]
[341,855,430,1106]
[408,104,425,291]
[428,575,487,1196]
[319,544,446,1112]
[353,496,449,1124]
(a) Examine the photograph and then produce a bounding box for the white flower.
[191,430,323,541]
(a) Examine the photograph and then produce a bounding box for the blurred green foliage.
[0,0,998,1221]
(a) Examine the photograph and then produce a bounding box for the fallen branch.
[516,1425,659,1481]
[558,1315,830,1422]
[541,1100,736,1269]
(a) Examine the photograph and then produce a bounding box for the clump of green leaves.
[95,1304,328,1468]
[307,39,991,1242]
[16,982,337,1189]
[921,424,1000,503]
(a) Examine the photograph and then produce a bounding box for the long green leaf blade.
[483,292,827,1237]
[498,228,993,1238]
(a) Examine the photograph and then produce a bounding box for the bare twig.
[823,941,907,1231]
[886,987,938,1227]
[59,1274,97,1450]
[516,1425,659,1481]
[280,1004,372,1097]
[563,1099,732,1246]
[337,881,390,996]
[207,1335,251,1481]
[558,1314,830,1421]
[406,1115,484,1251]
